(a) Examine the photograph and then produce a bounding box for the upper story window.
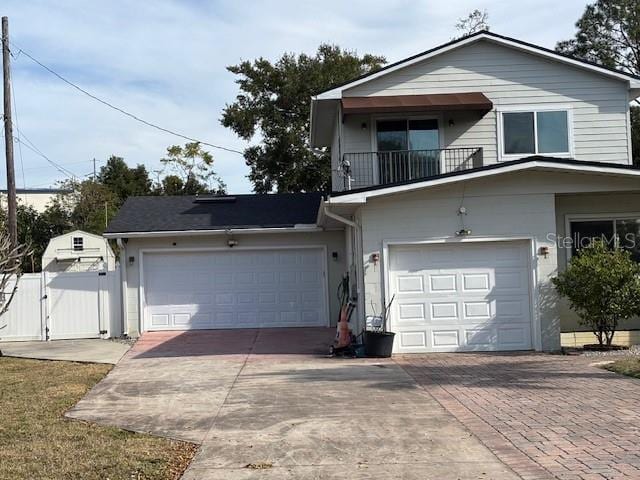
[500,108,571,159]
[376,119,439,152]
[72,237,84,252]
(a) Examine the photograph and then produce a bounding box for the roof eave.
[103,224,322,239]
[327,160,640,204]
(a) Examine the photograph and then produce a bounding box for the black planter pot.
[364,331,396,358]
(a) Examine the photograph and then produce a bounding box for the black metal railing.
[341,147,483,190]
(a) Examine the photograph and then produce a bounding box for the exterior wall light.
[227,239,239,248]
[455,228,472,236]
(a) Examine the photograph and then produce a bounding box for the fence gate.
[0,269,120,342]
[45,271,108,340]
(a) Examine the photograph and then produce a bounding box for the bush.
[552,241,640,346]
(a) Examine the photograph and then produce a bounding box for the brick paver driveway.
[396,353,640,480]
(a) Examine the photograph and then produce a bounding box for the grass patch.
[603,357,640,379]
[0,357,197,479]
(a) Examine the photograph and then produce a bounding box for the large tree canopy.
[556,0,640,165]
[97,156,152,203]
[222,45,386,193]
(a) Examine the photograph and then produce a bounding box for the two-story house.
[107,31,640,353]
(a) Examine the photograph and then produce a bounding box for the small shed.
[42,230,116,273]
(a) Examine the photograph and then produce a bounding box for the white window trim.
[72,236,84,251]
[564,212,640,262]
[497,104,574,162]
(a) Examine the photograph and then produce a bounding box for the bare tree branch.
[0,232,33,318]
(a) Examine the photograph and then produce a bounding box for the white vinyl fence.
[0,269,121,342]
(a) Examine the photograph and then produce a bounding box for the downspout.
[116,238,128,337]
[323,203,365,335]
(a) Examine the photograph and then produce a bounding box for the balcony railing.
[341,147,483,190]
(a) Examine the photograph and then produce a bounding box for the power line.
[21,158,104,172]
[10,41,245,155]
[9,60,26,191]
[13,130,77,179]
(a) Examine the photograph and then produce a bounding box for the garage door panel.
[430,302,459,322]
[465,328,495,347]
[399,330,428,349]
[396,275,424,293]
[143,249,327,331]
[432,330,460,348]
[497,326,529,347]
[390,241,532,353]
[462,272,490,292]
[429,273,457,293]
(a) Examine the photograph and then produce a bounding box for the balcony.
[340,147,483,190]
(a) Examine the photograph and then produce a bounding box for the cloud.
[2,0,588,193]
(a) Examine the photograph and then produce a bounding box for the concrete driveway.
[67,329,517,479]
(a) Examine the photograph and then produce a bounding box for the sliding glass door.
[376,119,440,184]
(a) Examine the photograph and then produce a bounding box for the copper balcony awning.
[341,92,493,115]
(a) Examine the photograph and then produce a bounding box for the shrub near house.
[552,241,640,347]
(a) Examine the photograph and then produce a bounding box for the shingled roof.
[104,192,323,234]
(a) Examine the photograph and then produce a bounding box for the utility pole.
[93,158,97,180]
[2,16,17,249]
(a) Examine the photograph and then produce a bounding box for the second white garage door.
[389,241,533,353]
[142,248,328,331]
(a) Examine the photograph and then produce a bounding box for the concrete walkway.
[0,339,130,364]
[67,329,517,479]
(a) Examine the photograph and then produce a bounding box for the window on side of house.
[502,110,569,157]
[72,237,84,252]
[568,218,640,262]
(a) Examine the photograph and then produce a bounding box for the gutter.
[322,204,358,229]
[104,225,322,239]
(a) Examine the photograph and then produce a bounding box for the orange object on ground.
[336,304,351,348]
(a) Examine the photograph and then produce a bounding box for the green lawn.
[603,356,640,379]
[0,357,197,480]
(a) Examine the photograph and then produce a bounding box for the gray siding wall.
[330,111,341,190]
[357,175,561,352]
[353,171,640,352]
[338,40,631,174]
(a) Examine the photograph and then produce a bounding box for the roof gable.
[314,31,640,100]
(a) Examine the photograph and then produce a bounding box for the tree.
[222,45,386,193]
[454,9,490,38]
[97,156,152,204]
[55,179,120,235]
[0,232,32,339]
[556,1,640,162]
[556,1,640,75]
[17,205,59,273]
[552,241,640,347]
[158,142,226,195]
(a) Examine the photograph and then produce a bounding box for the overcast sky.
[1,0,589,193]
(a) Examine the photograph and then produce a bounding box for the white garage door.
[142,248,328,331]
[389,241,532,353]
